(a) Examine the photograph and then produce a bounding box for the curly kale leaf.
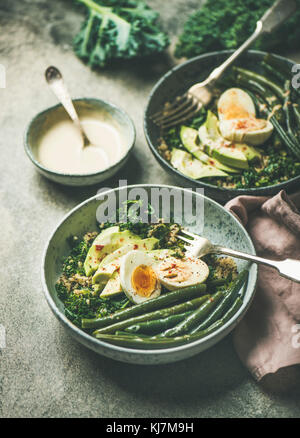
[175,0,300,59]
[74,0,169,67]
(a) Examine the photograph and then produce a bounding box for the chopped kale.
[74,0,169,67]
[175,0,300,60]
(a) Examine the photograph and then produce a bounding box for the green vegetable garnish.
[175,0,300,59]
[74,0,169,67]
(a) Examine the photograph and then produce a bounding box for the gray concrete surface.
[1,0,300,418]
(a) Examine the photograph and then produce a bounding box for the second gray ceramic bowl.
[42,184,257,365]
[25,98,135,186]
[144,50,299,203]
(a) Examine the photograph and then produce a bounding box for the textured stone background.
[1,0,300,418]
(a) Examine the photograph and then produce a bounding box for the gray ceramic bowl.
[144,50,299,203]
[25,98,135,186]
[42,184,257,365]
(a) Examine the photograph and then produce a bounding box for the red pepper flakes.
[236,120,248,129]
[133,244,138,250]
[95,244,104,251]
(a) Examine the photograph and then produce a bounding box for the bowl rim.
[144,49,300,195]
[41,183,258,357]
[24,97,136,178]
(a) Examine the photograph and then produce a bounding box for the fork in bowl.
[178,229,300,284]
[151,0,296,129]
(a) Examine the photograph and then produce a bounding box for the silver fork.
[151,0,296,129]
[178,229,300,284]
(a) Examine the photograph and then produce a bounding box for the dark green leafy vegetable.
[175,0,300,59]
[56,283,129,327]
[74,0,169,67]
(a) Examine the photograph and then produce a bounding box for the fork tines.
[151,93,203,128]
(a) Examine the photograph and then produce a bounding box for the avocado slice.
[84,228,143,277]
[202,112,261,163]
[84,226,119,276]
[170,148,228,179]
[93,237,159,284]
[207,144,249,170]
[199,112,249,170]
[100,272,123,298]
[180,125,240,174]
[233,143,262,163]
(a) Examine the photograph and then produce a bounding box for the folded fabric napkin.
[225,190,300,381]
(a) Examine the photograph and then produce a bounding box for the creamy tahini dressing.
[38,117,124,174]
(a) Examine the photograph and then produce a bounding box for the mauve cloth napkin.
[225,190,300,381]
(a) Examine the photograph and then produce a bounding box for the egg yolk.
[131,264,157,297]
[220,102,250,120]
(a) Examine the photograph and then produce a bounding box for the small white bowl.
[25,98,136,186]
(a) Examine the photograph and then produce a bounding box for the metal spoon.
[45,66,91,148]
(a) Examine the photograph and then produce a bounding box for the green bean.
[283,80,298,142]
[82,283,207,329]
[158,291,223,338]
[249,90,300,158]
[94,290,247,350]
[293,104,300,126]
[190,270,248,334]
[124,311,193,335]
[234,66,285,100]
[261,61,287,85]
[263,54,300,98]
[263,54,290,77]
[236,74,285,124]
[206,278,227,287]
[94,322,224,349]
[115,331,150,338]
[92,295,210,335]
[221,297,243,324]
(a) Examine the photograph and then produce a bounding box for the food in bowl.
[37,106,126,175]
[25,99,135,186]
[157,57,300,190]
[56,212,249,350]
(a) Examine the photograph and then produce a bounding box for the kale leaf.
[74,0,169,67]
[175,0,300,59]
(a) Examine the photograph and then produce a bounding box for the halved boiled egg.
[156,256,209,291]
[218,88,273,146]
[120,250,161,304]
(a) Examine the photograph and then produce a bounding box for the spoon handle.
[45,66,89,146]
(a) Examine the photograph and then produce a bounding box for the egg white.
[156,256,209,291]
[218,88,273,146]
[120,250,161,304]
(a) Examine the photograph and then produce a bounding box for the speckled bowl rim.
[144,50,300,195]
[24,97,136,178]
[41,184,258,357]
